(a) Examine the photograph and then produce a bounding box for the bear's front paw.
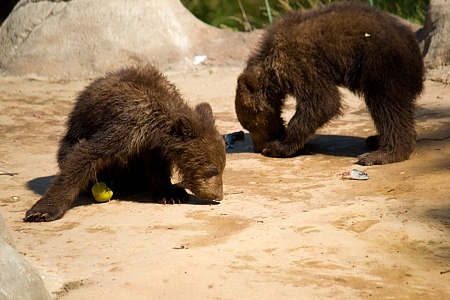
[160,185,189,204]
[24,199,67,222]
[357,150,405,166]
[262,140,291,157]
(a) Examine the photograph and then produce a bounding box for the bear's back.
[270,2,410,40]
[255,1,423,94]
[66,65,189,140]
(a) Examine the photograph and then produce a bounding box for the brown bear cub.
[25,65,226,222]
[235,1,424,165]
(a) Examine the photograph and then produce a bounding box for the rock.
[0,213,52,300]
[418,0,450,81]
[0,211,15,248]
[0,0,260,78]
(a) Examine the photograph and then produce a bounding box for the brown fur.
[25,65,225,222]
[235,1,424,165]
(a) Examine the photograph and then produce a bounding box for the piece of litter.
[364,33,371,37]
[173,245,188,250]
[223,131,245,149]
[339,169,369,180]
[0,168,18,176]
[193,55,207,65]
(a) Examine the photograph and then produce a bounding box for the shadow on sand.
[226,132,369,159]
[27,176,220,212]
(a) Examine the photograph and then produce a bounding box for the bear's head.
[170,103,225,201]
[235,67,285,152]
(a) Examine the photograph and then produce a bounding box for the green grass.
[180,0,429,31]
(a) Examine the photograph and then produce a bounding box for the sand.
[0,67,449,299]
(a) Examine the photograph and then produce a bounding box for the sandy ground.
[0,67,449,299]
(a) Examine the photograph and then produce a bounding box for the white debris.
[193,55,207,65]
[339,169,369,180]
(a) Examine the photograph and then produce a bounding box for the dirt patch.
[0,68,449,299]
[54,280,91,298]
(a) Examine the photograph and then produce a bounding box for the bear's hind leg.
[263,85,342,157]
[358,94,416,165]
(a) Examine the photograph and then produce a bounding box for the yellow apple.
[91,181,113,202]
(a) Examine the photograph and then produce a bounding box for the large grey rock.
[0,0,259,78]
[0,213,52,300]
[0,212,15,248]
[418,0,450,82]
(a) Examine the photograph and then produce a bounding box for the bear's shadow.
[27,176,220,210]
[227,133,368,158]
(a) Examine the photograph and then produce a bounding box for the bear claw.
[24,211,50,222]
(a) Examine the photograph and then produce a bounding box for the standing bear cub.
[235,1,424,165]
[25,65,226,222]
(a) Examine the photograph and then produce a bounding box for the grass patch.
[180,0,429,31]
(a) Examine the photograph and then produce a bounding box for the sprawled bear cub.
[26,65,225,222]
[235,1,424,165]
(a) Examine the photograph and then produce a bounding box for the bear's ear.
[170,116,198,140]
[237,70,260,94]
[194,103,215,126]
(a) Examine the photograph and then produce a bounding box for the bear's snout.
[186,176,223,201]
[196,184,223,201]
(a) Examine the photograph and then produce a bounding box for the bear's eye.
[206,166,219,177]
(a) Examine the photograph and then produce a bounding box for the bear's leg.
[262,86,342,157]
[57,137,73,167]
[57,135,80,168]
[25,140,111,222]
[143,149,189,204]
[357,94,416,165]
